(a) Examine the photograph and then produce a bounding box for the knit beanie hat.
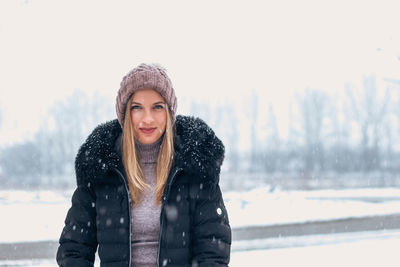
[116,63,177,127]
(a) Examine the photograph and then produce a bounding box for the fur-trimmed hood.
[75,115,225,186]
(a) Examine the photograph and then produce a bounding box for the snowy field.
[230,231,400,267]
[1,186,400,243]
[1,231,400,266]
[1,187,400,266]
[224,186,400,228]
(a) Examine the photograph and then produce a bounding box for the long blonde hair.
[122,96,174,204]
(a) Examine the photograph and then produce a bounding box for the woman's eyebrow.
[131,101,165,105]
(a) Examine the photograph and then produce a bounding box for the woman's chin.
[138,135,158,144]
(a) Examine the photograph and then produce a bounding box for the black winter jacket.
[56,115,231,267]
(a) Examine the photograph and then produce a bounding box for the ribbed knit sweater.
[131,137,162,267]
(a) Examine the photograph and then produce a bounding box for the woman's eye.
[154,105,164,109]
[131,105,141,110]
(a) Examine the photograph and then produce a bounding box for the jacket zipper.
[157,167,183,267]
[114,168,132,267]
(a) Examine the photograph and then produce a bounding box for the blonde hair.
[122,96,174,204]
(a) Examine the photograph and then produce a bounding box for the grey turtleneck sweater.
[131,137,162,267]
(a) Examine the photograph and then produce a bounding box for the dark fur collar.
[75,115,225,185]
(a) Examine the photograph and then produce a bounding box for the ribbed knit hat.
[116,63,177,127]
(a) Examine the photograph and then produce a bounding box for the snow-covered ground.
[1,187,400,266]
[1,187,400,243]
[1,230,400,266]
[230,230,400,267]
[224,186,400,228]
[0,190,71,243]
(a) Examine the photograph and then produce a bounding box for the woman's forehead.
[131,88,165,103]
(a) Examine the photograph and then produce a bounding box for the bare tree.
[35,89,114,186]
[345,75,390,172]
[0,141,42,187]
[296,88,329,173]
[214,104,240,173]
[383,77,400,173]
[325,95,353,173]
[261,104,281,173]
[247,90,259,172]
[285,100,302,173]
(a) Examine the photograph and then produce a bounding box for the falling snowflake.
[216,207,222,215]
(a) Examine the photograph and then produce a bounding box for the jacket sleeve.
[191,180,231,267]
[56,184,98,267]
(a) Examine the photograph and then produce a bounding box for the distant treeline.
[1,75,400,188]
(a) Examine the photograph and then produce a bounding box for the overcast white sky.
[0,0,399,145]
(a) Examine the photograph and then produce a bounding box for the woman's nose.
[142,110,155,124]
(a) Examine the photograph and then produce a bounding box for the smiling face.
[129,88,167,144]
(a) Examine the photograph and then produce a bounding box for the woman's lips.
[140,128,156,134]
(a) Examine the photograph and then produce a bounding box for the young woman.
[56,63,231,267]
